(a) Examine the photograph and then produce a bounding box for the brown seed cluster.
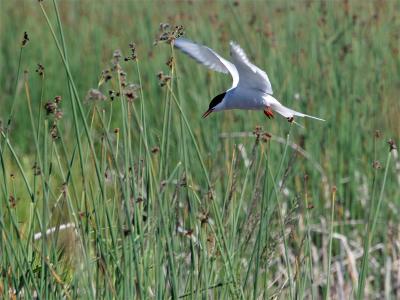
[155,23,184,45]
[101,69,112,83]
[112,49,122,65]
[157,71,171,87]
[388,139,397,152]
[166,56,174,69]
[151,146,160,154]
[22,31,29,47]
[124,42,137,62]
[108,90,119,101]
[9,195,16,208]
[372,160,382,169]
[123,83,139,102]
[96,44,140,102]
[253,125,272,143]
[86,89,107,102]
[44,96,63,139]
[33,162,41,176]
[35,63,45,77]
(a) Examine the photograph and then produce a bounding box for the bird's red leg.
[263,107,274,119]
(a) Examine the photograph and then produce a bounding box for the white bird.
[174,38,325,122]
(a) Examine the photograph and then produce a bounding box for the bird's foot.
[263,107,274,119]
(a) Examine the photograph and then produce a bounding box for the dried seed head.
[54,95,62,104]
[166,56,174,69]
[86,89,107,102]
[43,96,63,140]
[22,31,30,47]
[50,124,59,139]
[54,110,63,120]
[35,63,45,77]
[112,49,122,65]
[119,70,127,88]
[372,160,382,169]
[253,125,262,136]
[155,23,184,45]
[9,195,16,208]
[32,162,41,176]
[124,42,137,62]
[151,146,160,154]
[114,128,120,134]
[388,139,397,152]
[123,83,139,102]
[261,132,272,142]
[100,69,113,84]
[109,90,117,101]
[159,23,170,31]
[199,211,210,226]
[374,130,381,138]
[157,71,171,87]
[44,101,57,115]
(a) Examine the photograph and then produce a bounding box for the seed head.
[54,110,63,120]
[54,95,62,104]
[261,132,272,143]
[112,49,122,65]
[35,63,45,77]
[9,195,16,208]
[155,23,184,45]
[22,31,30,47]
[372,160,382,169]
[157,71,171,87]
[109,90,117,101]
[123,83,139,102]
[100,69,112,85]
[124,42,137,62]
[86,89,107,102]
[388,139,397,152]
[50,124,59,139]
[166,56,174,69]
[44,101,57,115]
[151,146,160,154]
[32,162,41,176]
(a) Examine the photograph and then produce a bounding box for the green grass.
[1,0,399,298]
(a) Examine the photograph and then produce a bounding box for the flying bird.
[174,38,324,122]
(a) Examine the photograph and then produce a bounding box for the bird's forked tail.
[271,104,325,122]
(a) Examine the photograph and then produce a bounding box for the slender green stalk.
[325,187,336,299]
[357,151,392,299]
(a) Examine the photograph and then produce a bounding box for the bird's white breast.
[222,87,271,110]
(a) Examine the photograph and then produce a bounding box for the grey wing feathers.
[174,38,239,87]
[229,41,273,94]
[174,38,230,73]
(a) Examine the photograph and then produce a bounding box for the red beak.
[202,109,213,119]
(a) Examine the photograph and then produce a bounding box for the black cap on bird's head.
[202,92,226,118]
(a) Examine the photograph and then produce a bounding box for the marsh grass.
[0,0,399,299]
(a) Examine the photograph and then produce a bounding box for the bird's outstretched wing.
[229,41,273,94]
[174,38,239,88]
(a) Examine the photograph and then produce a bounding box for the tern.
[174,38,324,122]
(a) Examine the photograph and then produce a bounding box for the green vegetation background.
[0,0,399,298]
